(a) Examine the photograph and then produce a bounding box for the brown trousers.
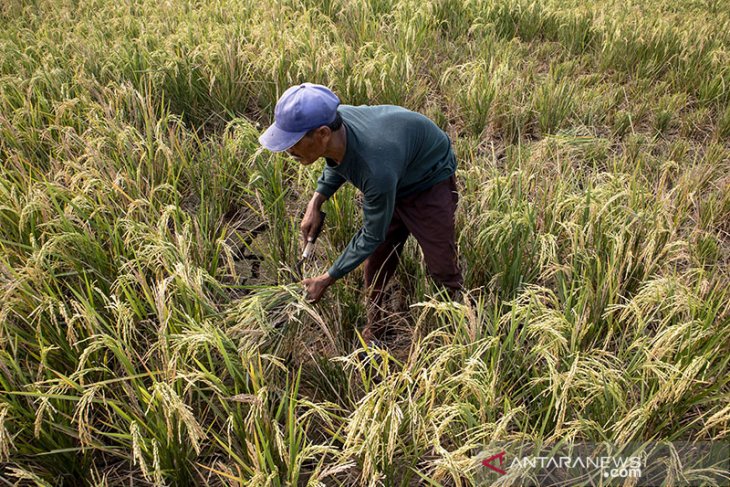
[363,174,463,338]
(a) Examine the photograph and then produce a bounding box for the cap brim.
[258,123,307,152]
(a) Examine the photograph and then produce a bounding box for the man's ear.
[317,126,332,144]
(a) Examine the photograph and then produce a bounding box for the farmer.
[259,83,463,343]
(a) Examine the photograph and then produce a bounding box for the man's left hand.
[302,273,335,303]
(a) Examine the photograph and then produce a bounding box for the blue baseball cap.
[259,83,340,152]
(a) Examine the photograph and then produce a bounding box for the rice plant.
[1,0,728,484]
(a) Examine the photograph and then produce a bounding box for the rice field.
[0,0,728,485]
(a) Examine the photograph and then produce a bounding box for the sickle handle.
[302,241,316,259]
[302,211,326,259]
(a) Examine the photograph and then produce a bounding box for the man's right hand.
[301,192,327,243]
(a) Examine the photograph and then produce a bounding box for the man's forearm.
[308,191,328,210]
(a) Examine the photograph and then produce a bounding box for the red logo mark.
[482,451,507,475]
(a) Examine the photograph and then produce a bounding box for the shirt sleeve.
[315,165,347,198]
[327,176,397,279]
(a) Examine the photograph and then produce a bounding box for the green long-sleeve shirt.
[315,104,457,279]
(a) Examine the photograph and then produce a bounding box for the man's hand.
[301,193,327,242]
[302,272,335,303]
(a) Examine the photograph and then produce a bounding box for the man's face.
[285,127,329,165]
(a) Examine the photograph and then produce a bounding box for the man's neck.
[322,125,347,165]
